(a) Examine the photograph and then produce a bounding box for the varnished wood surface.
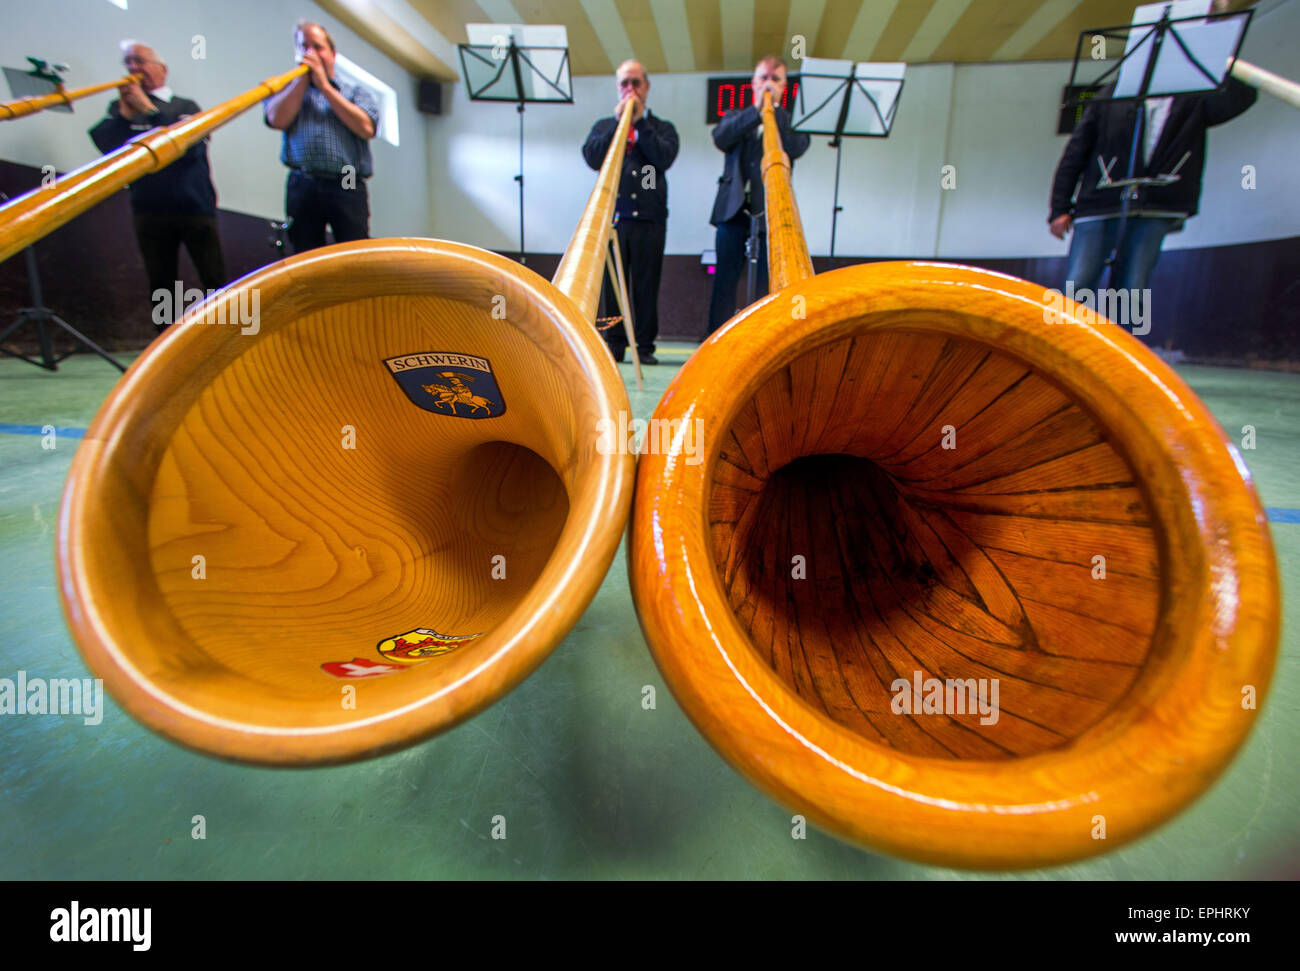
[1231,58,1300,110]
[758,91,813,292]
[0,74,140,121]
[0,65,307,264]
[552,100,635,320]
[59,239,634,764]
[629,260,1279,868]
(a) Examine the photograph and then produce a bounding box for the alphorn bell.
[0,73,141,122]
[629,91,1279,868]
[57,100,640,764]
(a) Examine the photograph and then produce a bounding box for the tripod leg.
[46,314,127,372]
[607,240,642,392]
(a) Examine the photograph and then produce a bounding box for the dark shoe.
[638,354,659,365]
[609,348,625,363]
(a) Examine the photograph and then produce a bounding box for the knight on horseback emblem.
[383,351,506,419]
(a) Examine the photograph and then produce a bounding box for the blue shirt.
[275,77,379,179]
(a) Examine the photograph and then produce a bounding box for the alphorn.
[57,102,639,764]
[0,73,140,122]
[629,91,1279,868]
[1230,58,1300,110]
[0,65,308,264]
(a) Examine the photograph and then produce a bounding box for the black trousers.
[286,171,370,254]
[707,212,767,336]
[133,211,227,322]
[599,219,666,359]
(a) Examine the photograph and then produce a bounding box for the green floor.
[1,344,1296,880]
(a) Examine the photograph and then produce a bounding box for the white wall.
[0,0,432,236]
[6,0,1296,259]
[428,0,1300,259]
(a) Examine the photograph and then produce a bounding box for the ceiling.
[406,0,1260,78]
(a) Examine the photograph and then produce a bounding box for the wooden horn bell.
[57,102,640,765]
[629,92,1279,869]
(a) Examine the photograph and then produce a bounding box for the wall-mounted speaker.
[417,79,443,115]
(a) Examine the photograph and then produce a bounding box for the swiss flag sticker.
[321,657,404,679]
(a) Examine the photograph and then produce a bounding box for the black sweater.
[1050,78,1256,223]
[582,110,680,224]
[89,93,218,215]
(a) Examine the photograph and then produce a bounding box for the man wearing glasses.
[582,60,680,365]
[90,41,226,327]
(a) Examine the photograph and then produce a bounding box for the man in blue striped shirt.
[264,21,379,253]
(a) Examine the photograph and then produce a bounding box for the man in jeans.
[264,20,379,253]
[1048,0,1255,347]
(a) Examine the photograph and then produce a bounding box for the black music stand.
[1064,2,1251,271]
[0,193,125,372]
[791,58,905,270]
[458,25,573,266]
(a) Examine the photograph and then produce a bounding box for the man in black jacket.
[582,60,679,365]
[89,41,226,326]
[1049,0,1255,345]
[707,55,810,336]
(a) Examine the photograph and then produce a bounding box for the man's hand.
[302,49,329,89]
[118,80,155,120]
[1049,214,1073,240]
[616,94,644,123]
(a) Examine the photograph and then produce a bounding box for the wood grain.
[630,260,1279,868]
[59,239,634,764]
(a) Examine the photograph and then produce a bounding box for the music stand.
[459,24,572,266]
[2,58,72,113]
[791,59,905,269]
[1064,1,1251,270]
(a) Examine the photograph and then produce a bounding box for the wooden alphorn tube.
[629,92,1279,868]
[0,65,308,264]
[1230,58,1300,110]
[56,103,638,765]
[0,73,140,122]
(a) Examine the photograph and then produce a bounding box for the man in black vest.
[90,41,226,326]
[707,55,810,336]
[582,60,679,365]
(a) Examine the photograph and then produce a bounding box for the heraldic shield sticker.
[384,351,506,419]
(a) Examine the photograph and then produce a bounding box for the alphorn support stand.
[0,193,124,372]
[1065,3,1251,272]
[605,227,643,391]
[459,26,573,266]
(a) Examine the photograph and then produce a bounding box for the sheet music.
[463,24,570,102]
[1115,1,1238,97]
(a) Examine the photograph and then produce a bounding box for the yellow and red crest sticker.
[321,629,483,679]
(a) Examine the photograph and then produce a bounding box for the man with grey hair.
[264,20,379,253]
[90,40,226,327]
[582,59,679,365]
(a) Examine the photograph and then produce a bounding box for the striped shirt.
[276,77,379,179]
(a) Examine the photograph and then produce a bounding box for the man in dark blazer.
[706,55,810,336]
[90,41,226,325]
[1048,0,1255,347]
[582,60,680,365]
